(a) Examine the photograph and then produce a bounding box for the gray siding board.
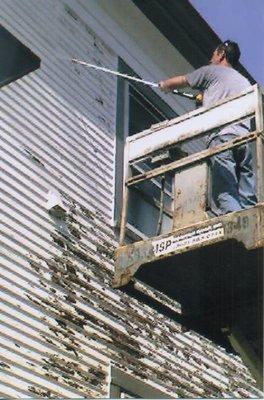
[0,99,114,216]
[0,117,113,211]
[1,1,117,137]
[0,91,114,193]
[0,0,116,219]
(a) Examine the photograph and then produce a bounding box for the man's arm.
[159,75,189,92]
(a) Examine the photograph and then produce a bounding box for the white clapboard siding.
[0,0,262,398]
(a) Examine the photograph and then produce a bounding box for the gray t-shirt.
[186,65,251,142]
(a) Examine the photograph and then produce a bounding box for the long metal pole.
[71,58,195,99]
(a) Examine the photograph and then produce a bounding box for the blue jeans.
[209,134,257,216]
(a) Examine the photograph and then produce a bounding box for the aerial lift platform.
[114,85,263,388]
[114,85,263,287]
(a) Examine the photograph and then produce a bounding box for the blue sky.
[189,0,264,87]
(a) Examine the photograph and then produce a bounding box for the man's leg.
[209,135,242,215]
[233,143,257,208]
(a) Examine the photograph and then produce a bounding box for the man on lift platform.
[159,40,257,216]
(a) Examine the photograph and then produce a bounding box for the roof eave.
[132,0,255,84]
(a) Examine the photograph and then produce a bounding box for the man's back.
[186,65,251,138]
[186,64,250,108]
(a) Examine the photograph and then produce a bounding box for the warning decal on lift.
[153,223,224,257]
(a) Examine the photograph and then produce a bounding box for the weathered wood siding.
[0,0,261,398]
